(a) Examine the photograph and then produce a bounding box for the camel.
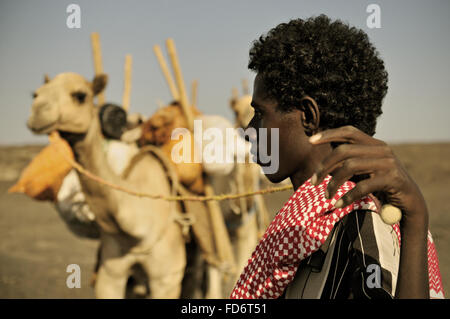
[230,94,254,129]
[194,114,259,293]
[138,101,262,297]
[27,72,187,298]
[56,127,140,240]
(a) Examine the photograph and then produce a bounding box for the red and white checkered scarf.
[230,176,444,299]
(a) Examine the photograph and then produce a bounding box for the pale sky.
[1,0,449,144]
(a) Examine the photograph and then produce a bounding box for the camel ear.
[44,74,50,83]
[92,74,108,96]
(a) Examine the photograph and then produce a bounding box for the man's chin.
[261,168,285,184]
[266,175,283,184]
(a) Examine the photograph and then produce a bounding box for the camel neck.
[72,111,120,199]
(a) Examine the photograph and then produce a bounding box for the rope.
[51,138,293,202]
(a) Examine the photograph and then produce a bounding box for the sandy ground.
[0,143,449,298]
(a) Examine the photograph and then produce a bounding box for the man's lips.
[250,142,272,167]
[250,150,258,163]
[250,143,264,165]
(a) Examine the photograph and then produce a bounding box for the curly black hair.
[248,15,388,136]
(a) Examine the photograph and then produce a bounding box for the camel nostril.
[32,92,38,99]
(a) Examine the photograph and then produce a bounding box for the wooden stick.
[235,163,248,218]
[90,32,105,105]
[232,87,239,101]
[255,193,270,238]
[153,45,180,102]
[166,38,194,131]
[242,78,249,95]
[204,181,236,273]
[156,98,164,109]
[165,39,236,278]
[191,80,198,108]
[122,54,132,112]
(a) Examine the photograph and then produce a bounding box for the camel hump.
[121,144,174,195]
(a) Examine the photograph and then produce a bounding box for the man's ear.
[92,74,108,96]
[299,96,320,136]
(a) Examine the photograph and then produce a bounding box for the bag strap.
[284,221,342,299]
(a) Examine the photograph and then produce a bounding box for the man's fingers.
[313,144,391,186]
[325,158,390,199]
[309,125,385,146]
[334,176,387,209]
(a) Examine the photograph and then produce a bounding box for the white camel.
[27,72,187,298]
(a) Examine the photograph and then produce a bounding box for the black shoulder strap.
[284,222,342,299]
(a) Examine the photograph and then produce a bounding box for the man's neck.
[289,143,332,190]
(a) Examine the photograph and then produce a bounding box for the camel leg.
[206,266,223,298]
[95,264,129,298]
[234,214,258,271]
[216,213,259,297]
[180,240,206,298]
[90,243,102,287]
[140,223,186,298]
[95,234,136,299]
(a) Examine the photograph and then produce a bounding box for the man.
[231,15,444,299]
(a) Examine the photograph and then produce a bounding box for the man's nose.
[244,132,258,147]
[244,118,258,143]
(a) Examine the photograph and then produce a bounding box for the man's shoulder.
[339,210,400,298]
[284,210,401,299]
[345,210,400,264]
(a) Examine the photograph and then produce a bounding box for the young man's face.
[247,74,315,183]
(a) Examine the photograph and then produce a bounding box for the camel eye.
[72,91,87,104]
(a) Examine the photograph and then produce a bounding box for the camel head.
[27,72,108,135]
[230,94,253,128]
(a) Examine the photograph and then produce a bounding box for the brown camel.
[27,72,186,298]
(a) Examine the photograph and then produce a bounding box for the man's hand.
[309,125,429,298]
[309,125,427,227]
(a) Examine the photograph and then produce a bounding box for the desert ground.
[0,143,449,298]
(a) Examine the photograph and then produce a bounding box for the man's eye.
[72,91,87,104]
